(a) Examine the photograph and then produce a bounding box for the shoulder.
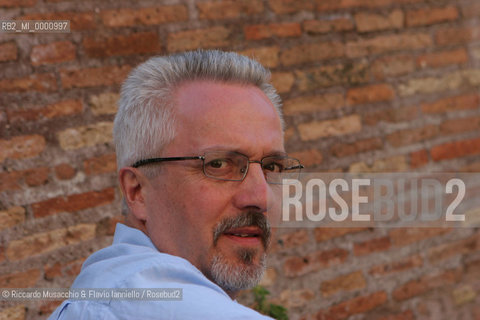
[49,293,273,320]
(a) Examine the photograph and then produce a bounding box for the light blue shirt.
[48,223,273,320]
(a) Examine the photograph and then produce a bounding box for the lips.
[223,226,263,246]
[213,211,271,249]
[224,226,263,238]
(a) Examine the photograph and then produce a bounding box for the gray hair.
[113,49,284,171]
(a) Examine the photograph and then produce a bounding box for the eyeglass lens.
[202,151,301,183]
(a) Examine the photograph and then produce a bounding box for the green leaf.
[251,285,289,320]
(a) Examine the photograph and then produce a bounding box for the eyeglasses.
[132,150,304,184]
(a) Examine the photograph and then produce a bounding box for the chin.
[209,250,267,292]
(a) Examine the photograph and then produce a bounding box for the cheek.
[190,183,232,218]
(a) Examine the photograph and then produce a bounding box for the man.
[49,50,303,319]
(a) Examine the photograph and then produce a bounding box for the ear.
[118,167,149,222]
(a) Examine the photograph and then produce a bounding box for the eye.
[262,160,284,173]
[207,159,228,169]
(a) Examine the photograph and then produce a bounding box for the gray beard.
[210,248,267,293]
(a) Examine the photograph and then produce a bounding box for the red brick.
[378,311,415,320]
[58,122,113,150]
[417,48,468,69]
[320,271,366,297]
[431,138,480,161]
[347,33,432,58]
[317,291,388,320]
[315,227,368,242]
[421,94,479,114]
[198,0,264,19]
[393,269,460,301]
[0,42,17,62]
[0,269,41,288]
[283,93,344,115]
[364,106,418,126]
[244,22,301,40]
[167,27,232,52]
[316,0,394,12]
[0,73,57,92]
[272,230,309,252]
[284,127,295,143]
[83,32,160,58]
[410,149,429,169]
[101,5,188,27]
[296,62,369,90]
[96,215,124,237]
[0,134,46,163]
[371,55,415,80]
[354,236,391,256]
[315,0,422,12]
[355,9,404,33]
[0,305,26,320]
[461,161,480,172]
[389,228,450,247]
[0,206,25,231]
[298,115,362,141]
[30,41,75,66]
[331,137,383,157]
[289,149,322,167]
[406,6,459,27]
[369,254,423,276]
[304,18,354,34]
[436,26,480,46]
[400,71,462,97]
[283,248,348,277]
[0,0,36,7]
[0,171,22,192]
[271,72,294,93]
[45,257,87,280]
[55,163,76,180]
[466,258,480,276]
[387,125,438,147]
[7,99,83,123]
[23,167,49,187]
[84,153,117,175]
[0,167,48,190]
[44,262,62,280]
[440,116,480,135]
[428,234,480,263]
[347,84,395,105]
[268,0,314,14]
[7,224,96,261]
[349,155,408,173]
[32,187,115,218]
[280,42,344,66]
[238,46,280,68]
[0,246,4,263]
[278,288,314,308]
[20,12,95,31]
[60,65,131,89]
[461,3,480,19]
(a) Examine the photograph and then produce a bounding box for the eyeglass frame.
[131,151,304,184]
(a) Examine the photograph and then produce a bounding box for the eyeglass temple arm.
[132,156,204,168]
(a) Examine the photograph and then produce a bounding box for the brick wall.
[1,0,479,319]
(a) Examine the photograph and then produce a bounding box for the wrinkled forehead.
[166,80,284,155]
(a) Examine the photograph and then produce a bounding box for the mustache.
[213,211,271,249]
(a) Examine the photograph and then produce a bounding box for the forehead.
[167,80,284,155]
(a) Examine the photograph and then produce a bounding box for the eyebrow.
[200,146,287,158]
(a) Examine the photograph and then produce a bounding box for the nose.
[232,162,271,213]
